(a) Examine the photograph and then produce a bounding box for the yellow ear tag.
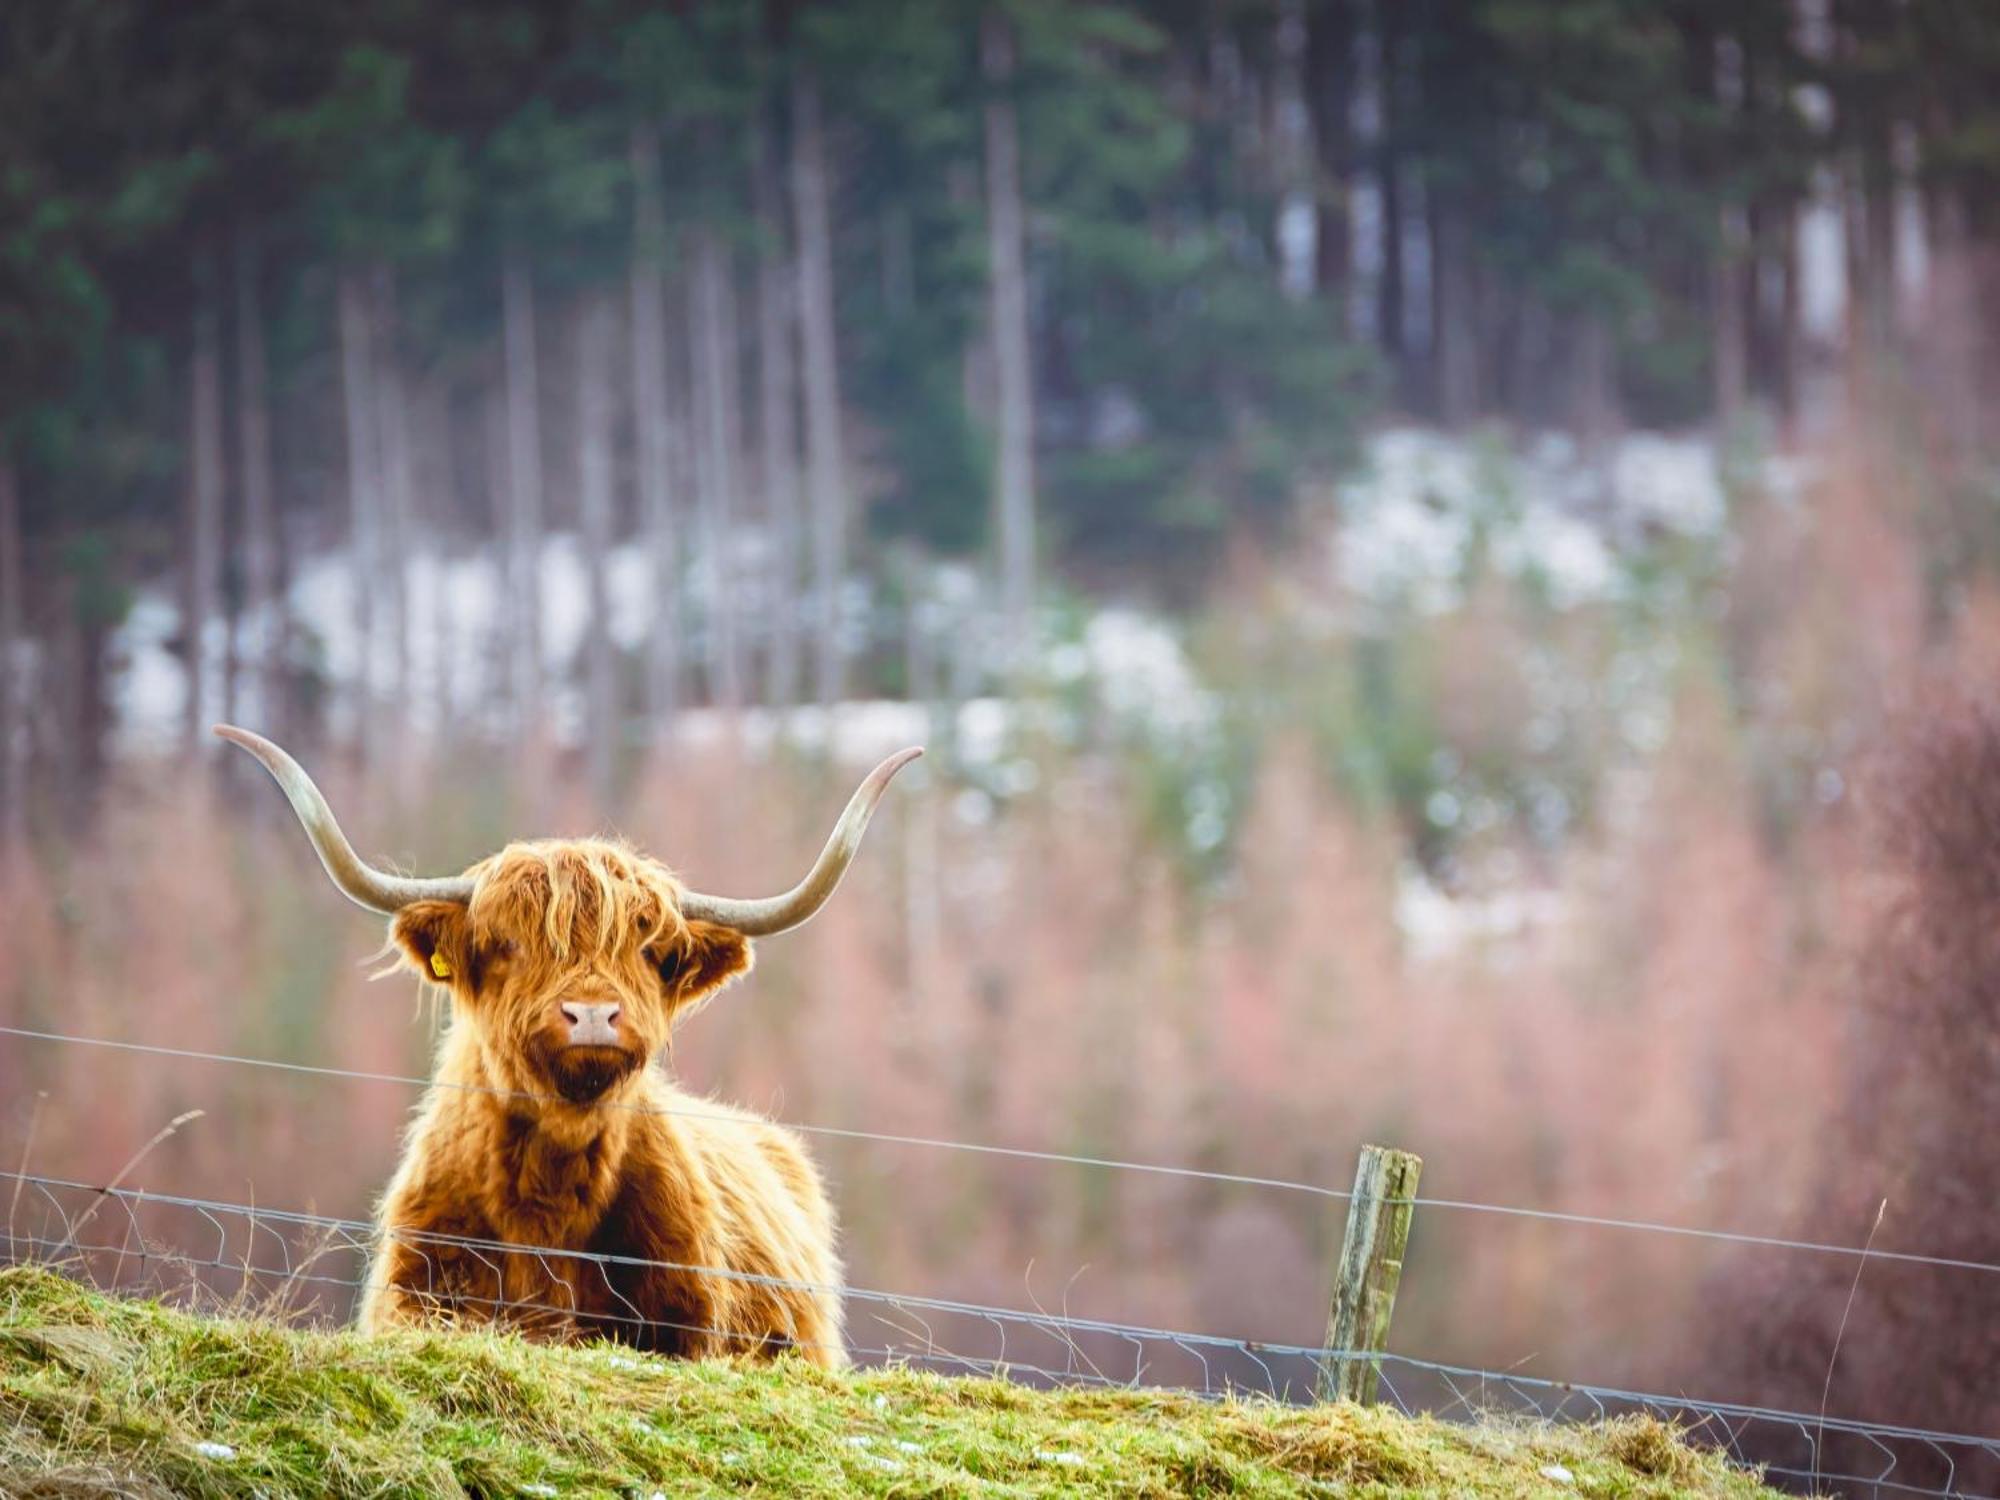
[429,952,453,980]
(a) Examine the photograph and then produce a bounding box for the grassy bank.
[0,1265,1779,1498]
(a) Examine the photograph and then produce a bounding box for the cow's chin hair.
[540,1044,642,1105]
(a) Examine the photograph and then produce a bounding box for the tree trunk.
[337,264,380,754]
[482,383,515,726]
[791,67,849,709]
[414,379,454,738]
[755,123,803,713]
[690,224,745,713]
[630,124,682,731]
[902,575,941,1021]
[577,294,618,803]
[1774,203,1801,435]
[0,457,23,848]
[1833,4,1897,379]
[502,251,546,739]
[1272,0,1317,303]
[1429,197,1477,424]
[184,249,225,758]
[372,266,414,755]
[1307,0,1356,305]
[1713,207,1749,428]
[1573,314,1618,461]
[233,224,280,737]
[1375,1,1406,366]
[983,11,1037,676]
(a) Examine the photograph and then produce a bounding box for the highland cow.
[218,725,919,1366]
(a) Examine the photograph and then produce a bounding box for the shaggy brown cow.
[218,725,919,1366]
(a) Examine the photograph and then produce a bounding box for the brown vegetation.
[1703,691,2000,1475]
[5,434,2000,1437]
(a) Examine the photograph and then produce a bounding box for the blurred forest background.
[5,0,2000,1454]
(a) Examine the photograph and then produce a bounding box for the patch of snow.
[1334,426,1742,616]
[1539,1462,1576,1485]
[1078,610,1214,743]
[193,1441,237,1462]
[1396,867,1568,963]
[1036,1450,1087,1466]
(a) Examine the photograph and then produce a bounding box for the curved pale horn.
[215,725,476,914]
[679,747,923,936]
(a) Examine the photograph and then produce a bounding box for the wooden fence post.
[1320,1142,1422,1404]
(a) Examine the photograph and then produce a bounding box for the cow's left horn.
[216,725,477,914]
[679,747,923,936]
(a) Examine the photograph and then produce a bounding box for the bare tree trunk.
[0,457,23,848]
[373,266,414,761]
[1713,207,1749,428]
[1774,204,1801,436]
[755,124,803,712]
[983,11,1037,676]
[1376,1,1406,368]
[630,124,682,731]
[902,576,942,1021]
[234,224,280,737]
[577,294,618,803]
[1573,314,1618,461]
[1307,0,1356,305]
[791,67,849,709]
[184,249,225,759]
[690,224,745,712]
[502,252,546,740]
[1429,198,1477,424]
[1924,191,1985,461]
[482,384,514,728]
[337,264,380,756]
[414,379,454,739]
[1272,0,1316,303]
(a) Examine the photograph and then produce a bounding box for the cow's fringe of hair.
[466,838,692,962]
[363,839,698,999]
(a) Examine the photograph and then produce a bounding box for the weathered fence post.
[1319,1142,1422,1404]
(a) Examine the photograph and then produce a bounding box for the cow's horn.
[679,747,923,937]
[216,725,476,914]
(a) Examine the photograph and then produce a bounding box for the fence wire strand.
[8,1024,2000,1496]
[14,1020,2000,1282]
[0,1022,1351,1202]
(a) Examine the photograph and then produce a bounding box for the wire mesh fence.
[1,1171,1347,1398]
[7,1019,2000,1497]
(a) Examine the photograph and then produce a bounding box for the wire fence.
[6,1020,2000,1497]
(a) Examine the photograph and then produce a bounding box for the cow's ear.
[656,919,753,1013]
[390,901,474,988]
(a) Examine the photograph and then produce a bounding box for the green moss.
[0,1265,1781,1498]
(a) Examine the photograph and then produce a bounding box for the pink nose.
[560,1002,621,1046]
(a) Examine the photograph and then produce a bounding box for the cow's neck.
[443,1041,635,1246]
[485,1097,632,1246]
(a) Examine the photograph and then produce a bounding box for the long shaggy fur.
[361,838,844,1365]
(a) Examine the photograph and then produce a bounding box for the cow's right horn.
[216,725,476,915]
[678,747,922,937]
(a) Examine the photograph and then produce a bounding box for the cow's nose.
[560,1002,621,1046]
